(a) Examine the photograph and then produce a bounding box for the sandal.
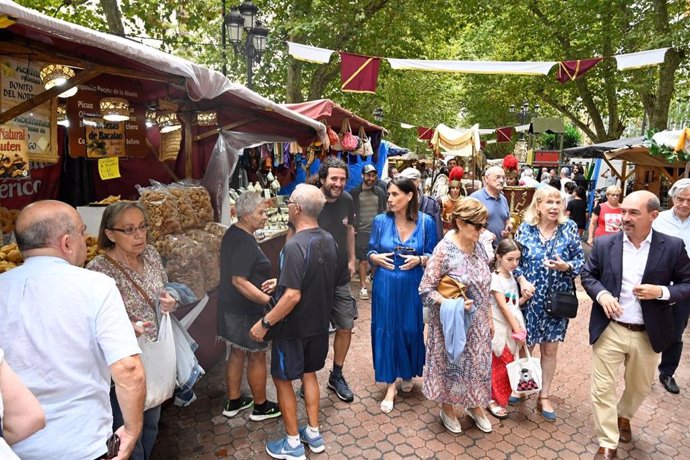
[400,379,414,393]
[487,400,509,420]
[380,387,397,414]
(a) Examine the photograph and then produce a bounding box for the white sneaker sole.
[249,411,282,422]
[265,446,306,460]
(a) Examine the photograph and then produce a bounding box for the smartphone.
[105,434,120,459]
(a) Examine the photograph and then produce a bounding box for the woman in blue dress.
[513,185,584,421]
[367,177,438,413]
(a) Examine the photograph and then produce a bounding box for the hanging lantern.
[196,111,217,127]
[40,64,78,98]
[100,97,130,122]
[56,104,69,127]
[158,112,181,133]
[145,110,158,128]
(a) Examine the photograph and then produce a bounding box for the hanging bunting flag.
[400,123,415,129]
[556,58,603,83]
[417,126,435,140]
[287,41,334,64]
[614,48,668,70]
[388,58,557,75]
[340,52,381,93]
[496,127,515,143]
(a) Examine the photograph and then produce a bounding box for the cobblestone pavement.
[153,280,690,459]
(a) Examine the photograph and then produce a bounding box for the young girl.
[487,239,531,419]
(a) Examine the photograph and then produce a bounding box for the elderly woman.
[217,192,280,422]
[587,185,622,246]
[513,186,584,421]
[87,201,178,460]
[368,177,437,413]
[418,198,493,435]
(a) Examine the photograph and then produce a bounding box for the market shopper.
[0,200,145,459]
[399,167,443,242]
[587,185,623,246]
[216,192,281,421]
[566,186,588,237]
[250,184,337,459]
[367,177,437,413]
[351,164,387,300]
[470,166,511,245]
[88,201,178,460]
[317,157,358,402]
[441,167,464,233]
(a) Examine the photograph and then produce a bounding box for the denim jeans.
[109,386,161,460]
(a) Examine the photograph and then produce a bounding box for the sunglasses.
[464,219,488,231]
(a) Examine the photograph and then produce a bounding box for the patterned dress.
[419,236,492,407]
[514,220,585,345]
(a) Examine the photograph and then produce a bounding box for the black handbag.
[545,277,578,318]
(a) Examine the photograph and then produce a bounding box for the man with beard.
[350,164,387,300]
[652,178,690,394]
[470,166,511,244]
[315,157,357,402]
[582,191,690,459]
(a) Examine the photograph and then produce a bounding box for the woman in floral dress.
[419,198,493,434]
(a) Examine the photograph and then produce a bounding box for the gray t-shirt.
[357,188,379,233]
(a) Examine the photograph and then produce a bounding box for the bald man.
[582,191,690,459]
[0,200,145,460]
[469,166,511,244]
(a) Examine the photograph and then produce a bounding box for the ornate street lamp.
[509,100,540,140]
[373,107,384,123]
[223,0,269,90]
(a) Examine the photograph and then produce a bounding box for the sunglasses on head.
[463,219,488,231]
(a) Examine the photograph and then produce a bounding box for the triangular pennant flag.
[340,52,381,93]
[496,127,514,143]
[557,58,603,83]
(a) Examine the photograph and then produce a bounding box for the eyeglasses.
[464,219,488,231]
[109,222,149,235]
[285,198,299,207]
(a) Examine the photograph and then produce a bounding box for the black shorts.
[355,231,370,261]
[271,333,329,381]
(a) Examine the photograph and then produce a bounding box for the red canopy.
[283,99,384,135]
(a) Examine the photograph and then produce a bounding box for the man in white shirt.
[652,178,690,394]
[0,200,145,460]
[581,191,690,460]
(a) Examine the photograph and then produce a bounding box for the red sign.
[534,150,560,166]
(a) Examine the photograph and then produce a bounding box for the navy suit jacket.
[581,230,690,352]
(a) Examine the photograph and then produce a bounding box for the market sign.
[0,57,58,163]
[0,124,29,179]
[66,75,147,158]
[85,118,126,158]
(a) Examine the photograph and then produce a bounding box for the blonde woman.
[587,185,622,246]
[512,186,584,421]
[419,198,493,435]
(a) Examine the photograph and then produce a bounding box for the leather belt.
[612,319,645,332]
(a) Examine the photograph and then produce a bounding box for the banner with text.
[0,125,29,179]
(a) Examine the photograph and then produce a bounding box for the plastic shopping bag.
[139,313,177,410]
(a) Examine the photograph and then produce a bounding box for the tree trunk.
[286,56,304,103]
[100,0,125,36]
[647,48,683,131]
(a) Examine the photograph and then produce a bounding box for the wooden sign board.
[0,125,29,179]
[84,118,126,158]
[0,57,58,163]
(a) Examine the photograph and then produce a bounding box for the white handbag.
[506,345,542,396]
[139,313,177,410]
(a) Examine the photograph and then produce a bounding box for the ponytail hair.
[492,238,522,272]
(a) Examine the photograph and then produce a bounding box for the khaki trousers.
[591,322,658,449]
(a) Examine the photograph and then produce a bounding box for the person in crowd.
[0,200,145,459]
[573,165,588,189]
[317,157,358,402]
[368,177,438,413]
[601,169,619,188]
[447,157,458,170]
[0,347,45,459]
[539,168,551,184]
[587,185,623,246]
[399,167,443,242]
[216,192,281,421]
[419,198,493,434]
[384,165,399,186]
[652,178,690,394]
[351,164,387,300]
[250,184,337,459]
[563,181,576,207]
[567,186,588,237]
[441,167,465,233]
[519,168,539,188]
[487,239,531,419]
[462,170,483,192]
[559,167,571,192]
[581,191,690,460]
[88,201,179,460]
[512,186,584,422]
[470,166,511,246]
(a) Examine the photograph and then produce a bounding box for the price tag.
[98,157,121,180]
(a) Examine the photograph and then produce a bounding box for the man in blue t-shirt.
[470,165,511,245]
[251,184,337,459]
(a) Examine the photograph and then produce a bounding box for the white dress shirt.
[652,209,690,257]
[617,232,652,324]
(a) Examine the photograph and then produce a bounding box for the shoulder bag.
[542,227,579,319]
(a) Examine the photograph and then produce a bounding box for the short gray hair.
[236,191,264,220]
[669,178,690,199]
[16,211,76,251]
[291,184,325,218]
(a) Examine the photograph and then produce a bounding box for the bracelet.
[418,255,423,265]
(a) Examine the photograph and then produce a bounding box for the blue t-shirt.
[470,188,510,242]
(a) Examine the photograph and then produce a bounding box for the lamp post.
[373,107,384,123]
[223,0,268,90]
[509,100,540,140]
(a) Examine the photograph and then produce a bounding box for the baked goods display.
[0,242,22,273]
[153,233,205,298]
[138,186,183,241]
[85,235,104,264]
[1,206,20,235]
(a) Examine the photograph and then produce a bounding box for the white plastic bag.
[139,313,176,410]
[506,345,542,396]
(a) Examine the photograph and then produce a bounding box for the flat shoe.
[400,380,414,393]
[380,399,394,414]
[508,394,526,406]
[465,408,492,433]
[487,401,509,420]
[440,410,462,434]
[537,397,557,422]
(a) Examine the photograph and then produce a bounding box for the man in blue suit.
[582,190,690,460]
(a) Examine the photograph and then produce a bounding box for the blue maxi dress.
[368,212,438,383]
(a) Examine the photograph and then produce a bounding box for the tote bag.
[139,313,177,410]
[506,345,542,396]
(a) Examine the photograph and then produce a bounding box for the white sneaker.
[359,288,369,300]
[440,410,462,434]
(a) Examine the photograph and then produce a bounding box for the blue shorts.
[271,333,329,381]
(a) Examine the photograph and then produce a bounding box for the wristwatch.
[260,316,272,329]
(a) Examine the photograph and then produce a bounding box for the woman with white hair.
[587,185,622,246]
[512,186,584,421]
[218,192,281,422]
